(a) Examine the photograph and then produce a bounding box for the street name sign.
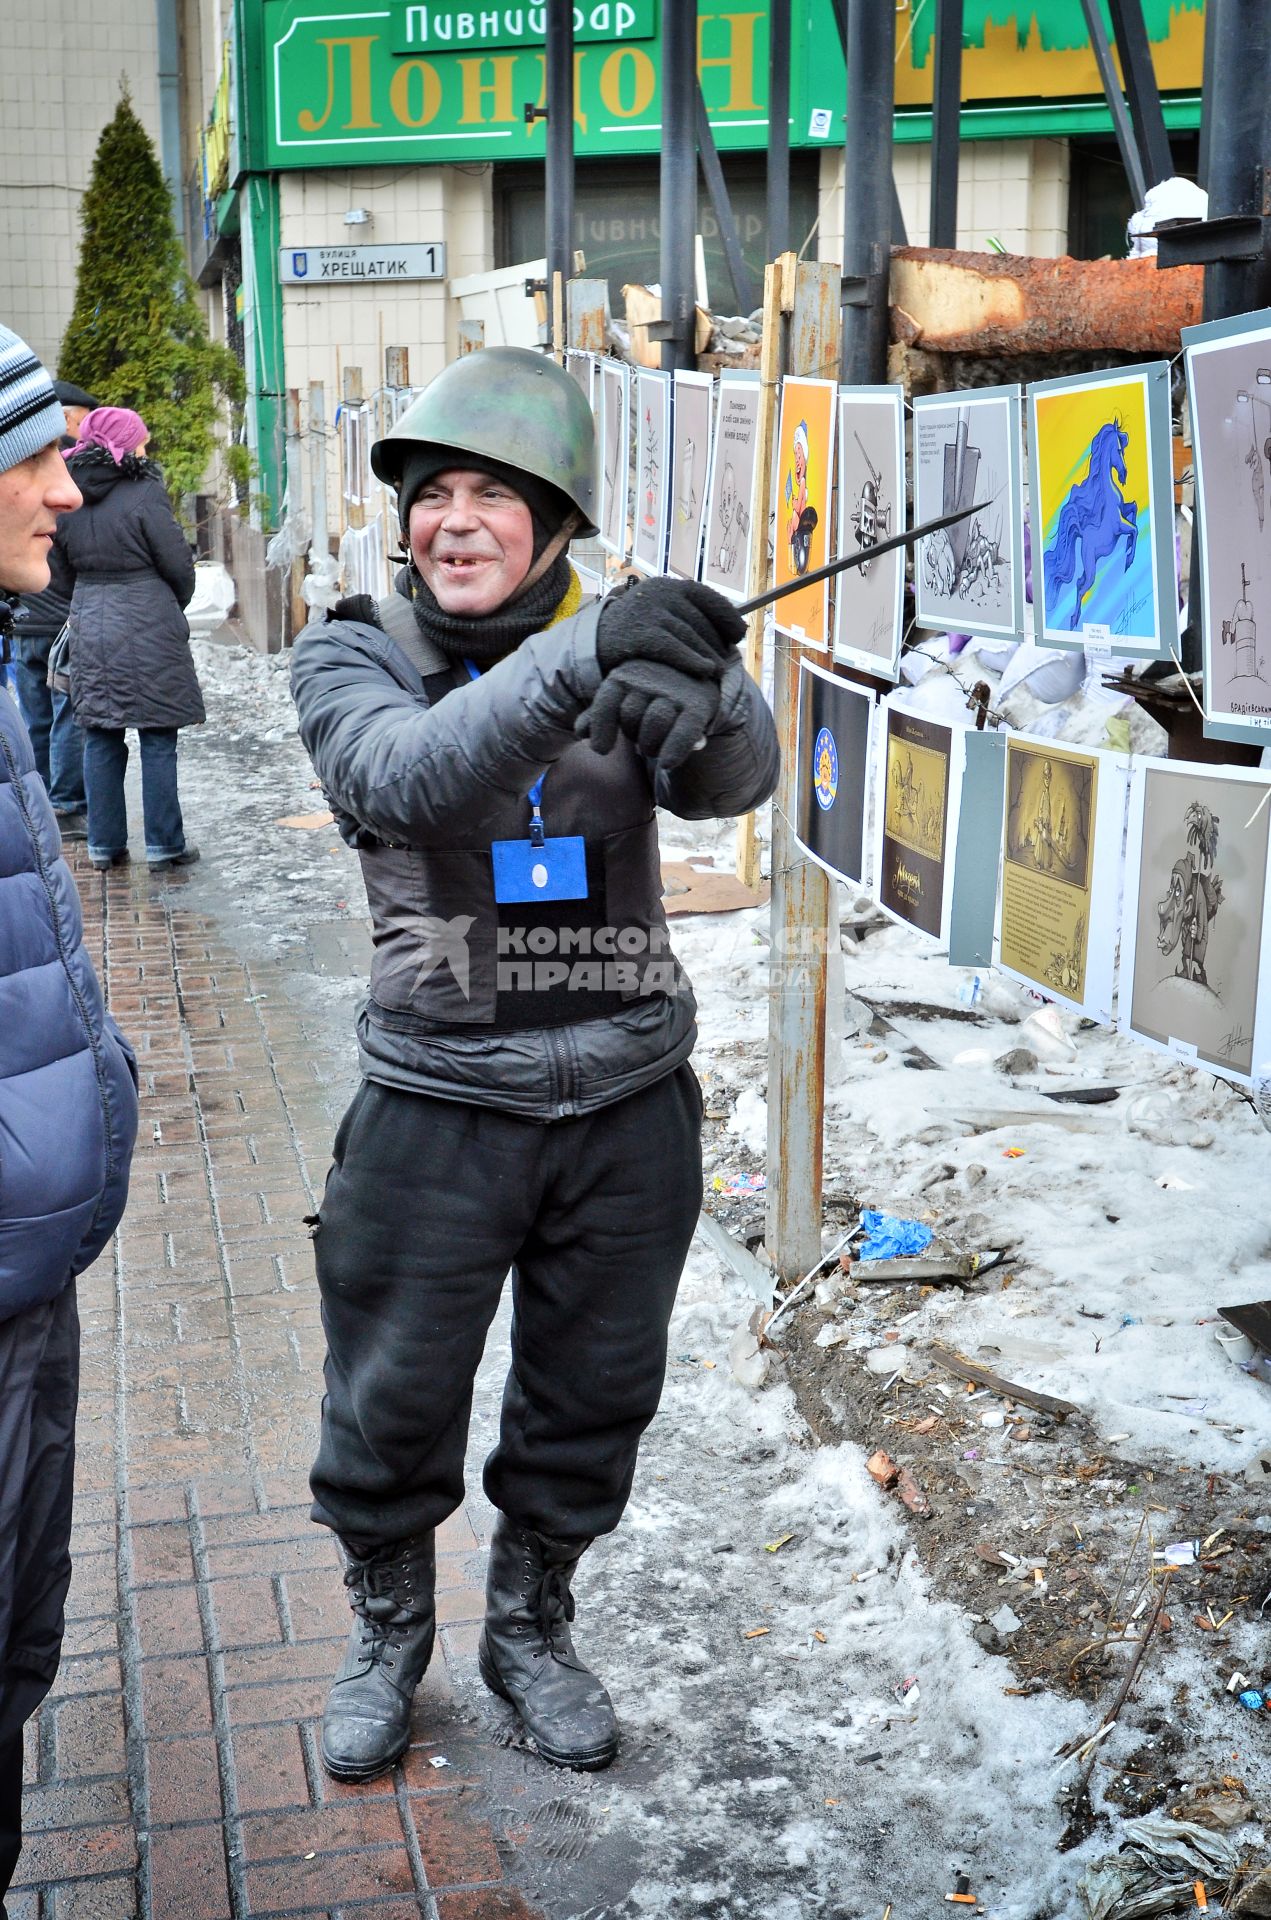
[279,243,446,283]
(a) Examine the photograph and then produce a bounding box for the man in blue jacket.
[292,347,779,1786]
[0,324,139,1906]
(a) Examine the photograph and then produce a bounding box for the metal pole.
[694,83,759,314]
[1197,0,1220,193]
[1105,0,1174,190]
[1202,0,1271,322]
[840,0,894,385]
[545,2,575,290]
[829,0,908,245]
[767,0,791,260]
[929,0,963,248]
[1077,0,1147,211]
[660,0,698,371]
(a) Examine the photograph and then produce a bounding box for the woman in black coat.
[50,407,203,871]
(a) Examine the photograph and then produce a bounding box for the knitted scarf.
[408,548,575,668]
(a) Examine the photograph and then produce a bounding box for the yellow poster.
[1001,741,1098,1001]
[773,376,836,648]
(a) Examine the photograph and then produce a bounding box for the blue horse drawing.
[1044,418,1139,630]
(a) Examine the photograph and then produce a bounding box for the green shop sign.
[390,2,658,55]
[259,0,810,167]
[250,0,1204,173]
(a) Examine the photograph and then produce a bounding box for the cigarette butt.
[814,1629,827,1644]
[946,1896,978,1907]
[743,1627,770,1639]
[824,1796,839,1806]
[765,1533,795,1553]
[1195,1882,1208,1910]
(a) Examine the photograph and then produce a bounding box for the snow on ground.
[171,628,1269,1917]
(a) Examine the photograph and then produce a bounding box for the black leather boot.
[477,1517,619,1771]
[320,1534,436,1782]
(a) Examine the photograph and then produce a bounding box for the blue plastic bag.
[857,1210,934,1261]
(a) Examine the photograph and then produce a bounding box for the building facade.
[186,0,1204,642]
[0,0,177,368]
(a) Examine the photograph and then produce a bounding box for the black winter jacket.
[290,574,780,1119]
[49,449,203,731]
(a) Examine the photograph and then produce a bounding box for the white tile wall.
[0,0,165,366]
[818,138,1072,266]
[277,163,495,544]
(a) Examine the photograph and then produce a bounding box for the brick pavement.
[16,850,549,1920]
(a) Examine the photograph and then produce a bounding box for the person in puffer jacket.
[290,346,779,1788]
[0,324,139,1903]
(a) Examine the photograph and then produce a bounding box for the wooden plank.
[763,257,841,1281]
[928,1342,1081,1421]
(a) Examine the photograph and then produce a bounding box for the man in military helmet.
[290,345,778,1784]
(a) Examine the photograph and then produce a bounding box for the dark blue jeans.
[83,726,186,863]
[14,642,85,814]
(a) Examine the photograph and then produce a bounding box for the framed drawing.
[1027,361,1177,658]
[773,375,837,647]
[996,735,1127,1024]
[565,350,595,412]
[1183,307,1271,745]
[597,358,630,560]
[1122,761,1271,1088]
[913,385,1026,642]
[793,660,874,887]
[668,370,714,580]
[834,385,907,679]
[702,372,761,600]
[631,367,672,574]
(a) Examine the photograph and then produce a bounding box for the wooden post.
[285,389,308,643]
[551,268,566,360]
[343,367,364,532]
[764,257,842,1282]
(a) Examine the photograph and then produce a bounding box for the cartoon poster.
[1122,761,1271,1086]
[834,386,907,679]
[793,659,874,886]
[597,358,630,560]
[1183,308,1271,745]
[913,385,1026,642]
[773,376,837,648]
[631,368,671,575]
[702,373,761,600]
[668,370,714,580]
[1027,361,1176,658]
[997,736,1126,1022]
[874,704,954,940]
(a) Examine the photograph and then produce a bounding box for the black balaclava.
[398,450,576,668]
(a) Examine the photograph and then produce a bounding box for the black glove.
[576,658,722,769]
[595,576,746,680]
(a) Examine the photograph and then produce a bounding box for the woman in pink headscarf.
[49,407,204,871]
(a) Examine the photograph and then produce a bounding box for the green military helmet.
[371,345,598,536]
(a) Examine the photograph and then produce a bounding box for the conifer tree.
[60,92,243,502]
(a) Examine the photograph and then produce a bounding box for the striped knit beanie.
[0,325,67,476]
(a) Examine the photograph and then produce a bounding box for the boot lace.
[521,1563,576,1655]
[345,1552,427,1671]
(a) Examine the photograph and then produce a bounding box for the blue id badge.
[491,834,588,903]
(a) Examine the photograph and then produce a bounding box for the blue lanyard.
[464,658,546,846]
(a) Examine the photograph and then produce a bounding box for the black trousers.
[309,1067,703,1546]
[0,1287,79,1905]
